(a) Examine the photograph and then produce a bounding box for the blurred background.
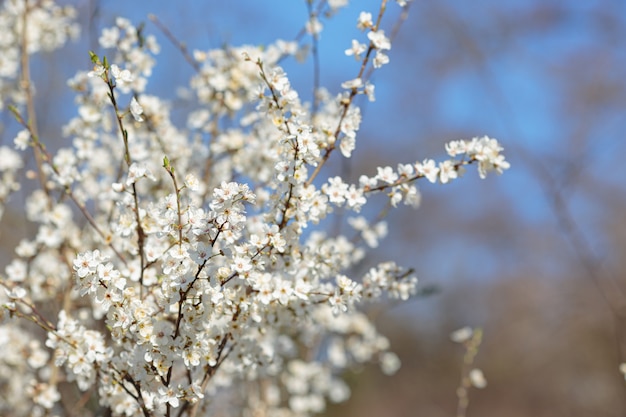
[3,0,626,416]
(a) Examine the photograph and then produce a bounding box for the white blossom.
[129,97,144,122]
[368,30,391,50]
[469,368,487,388]
[357,12,373,31]
[450,326,473,343]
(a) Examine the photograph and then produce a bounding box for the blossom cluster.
[0,0,79,110]
[0,1,508,416]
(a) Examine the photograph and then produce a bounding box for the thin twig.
[456,328,483,417]
[19,0,51,204]
[306,0,390,186]
[305,0,321,117]
[102,69,147,285]
[149,14,201,73]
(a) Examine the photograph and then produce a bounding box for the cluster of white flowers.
[0,0,507,416]
[0,0,79,110]
[354,135,510,208]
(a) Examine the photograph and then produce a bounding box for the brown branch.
[19,0,49,201]
[149,14,201,73]
[103,71,146,285]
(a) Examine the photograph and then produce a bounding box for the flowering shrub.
[0,0,509,416]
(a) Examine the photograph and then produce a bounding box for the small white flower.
[357,12,373,30]
[373,50,390,68]
[185,173,200,191]
[87,64,105,78]
[380,352,401,375]
[345,40,367,60]
[6,286,27,299]
[469,368,487,388]
[110,64,133,84]
[416,159,440,183]
[329,289,348,315]
[367,30,391,50]
[0,147,23,171]
[130,97,144,122]
[439,160,458,184]
[306,17,323,36]
[450,326,473,343]
[365,82,376,101]
[14,130,30,150]
[232,255,252,273]
[323,176,349,205]
[445,140,467,157]
[341,77,363,89]
[99,26,120,49]
[328,0,348,10]
[340,136,356,158]
[376,166,398,184]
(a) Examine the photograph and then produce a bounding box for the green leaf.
[88,51,99,64]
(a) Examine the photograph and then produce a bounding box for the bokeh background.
[2,1,626,416]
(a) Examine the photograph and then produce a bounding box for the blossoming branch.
[0,0,508,416]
